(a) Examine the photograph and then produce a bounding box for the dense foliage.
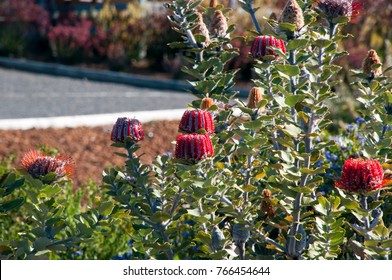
[1,0,392,260]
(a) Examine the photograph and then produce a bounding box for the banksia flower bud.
[179,109,215,134]
[21,150,74,182]
[201,97,214,110]
[210,0,217,8]
[315,0,361,21]
[269,12,278,21]
[280,0,304,31]
[232,223,250,245]
[247,87,264,109]
[111,117,144,143]
[210,10,228,38]
[251,35,286,59]
[261,189,275,218]
[194,12,211,46]
[363,49,383,79]
[335,158,387,194]
[174,134,214,161]
[211,225,225,251]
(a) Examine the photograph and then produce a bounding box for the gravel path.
[0,67,194,119]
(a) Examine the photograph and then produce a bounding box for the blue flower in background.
[355,117,365,125]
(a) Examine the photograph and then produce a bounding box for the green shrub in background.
[1,0,392,260]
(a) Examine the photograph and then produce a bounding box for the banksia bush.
[21,149,74,182]
[110,117,144,143]
[4,0,392,263]
[174,133,214,160]
[250,35,286,59]
[179,109,215,134]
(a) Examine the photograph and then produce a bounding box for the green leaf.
[282,124,301,137]
[279,22,296,32]
[150,211,171,222]
[314,204,327,215]
[275,65,301,76]
[40,185,62,197]
[286,95,306,107]
[98,201,114,216]
[315,39,332,48]
[273,96,288,107]
[242,184,257,192]
[168,42,189,49]
[0,197,25,212]
[187,208,201,217]
[370,80,380,91]
[286,39,309,51]
[332,16,350,24]
[33,237,51,251]
[289,187,313,194]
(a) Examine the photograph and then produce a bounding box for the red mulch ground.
[0,120,179,187]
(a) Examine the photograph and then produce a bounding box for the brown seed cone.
[210,10,228,38]
[363,49,383,78]
[280,0,304,31]
[269,12,278,21]
[247,87,263,109]
[194,12,211,46]
[210,0,217,8]
[261,189,275,218]
[201,97,214,110]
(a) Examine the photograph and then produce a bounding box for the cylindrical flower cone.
[194,12,211,46]
[247,87,264,109]
[111,117,144,143]
[335,158,387,194]
[363,49,383,79]
[210,0,217,8]
[315,0,361,21]
[21,150,74,182]
[280,0,304,31]
[261,189,275,218]
[210,10,228,38]
[174,134,214,161]
[250,35,286,59]
[201,97,214,110]
[179,109,215,134]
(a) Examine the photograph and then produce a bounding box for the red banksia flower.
[179,109,215,134]
[21,150,74,181]
[335,158,386,194]
[175,134,214,161]
[250,35,286,59]
[315,0,361,21]
[111,117,144,143]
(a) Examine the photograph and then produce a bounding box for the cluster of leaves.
[100,0,392,260]
[0,153,131,260]
[1,0,392,261]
